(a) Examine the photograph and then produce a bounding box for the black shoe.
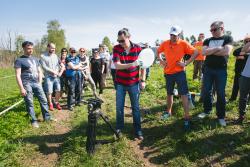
[234,116,244,125]
[228,98,236,102]
[99,90,103,94]
[75,103,82,106]
[68,106,74,111]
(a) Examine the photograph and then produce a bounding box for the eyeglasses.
[170,34,178,37]
[210,27,222,32]
[80,50,85,53]
[244,40,250,43]
[71,51,76,53]
[61,50,67,53]
[117,39,125,43]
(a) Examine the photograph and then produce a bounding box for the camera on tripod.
[85,97,120,155]
[86,98,103,112]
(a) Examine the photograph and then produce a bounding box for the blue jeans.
[44,76,61,94]
[203,67,227,119]
[116,83,142,136]
[23,82,51,123]
[67,72,82,108]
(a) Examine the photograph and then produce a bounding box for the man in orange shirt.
[193,33,205,80]
[157,25,199,130]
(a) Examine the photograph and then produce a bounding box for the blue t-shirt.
[65,55,81,77]
[14,55,40,85]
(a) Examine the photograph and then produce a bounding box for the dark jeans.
[116,83,142,136]
[67,73,82,108]
[146,67,150,79]
[23,82,51,123]
[91,73,104,92]
[110,69,116,89]
[230,72,250,100]
[239,76,250,116]
[193,60,204,80]
[60,76,68,94]
[203,67,227,119]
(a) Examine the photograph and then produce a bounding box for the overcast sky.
[0,0,250,50]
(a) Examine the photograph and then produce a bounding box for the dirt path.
[19,89,157,167]
[20,108,72,167]
[123,99,157,167]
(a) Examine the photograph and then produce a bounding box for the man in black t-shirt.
[198,21,233,127]
[229,36,250,101]
[14,41,56,128]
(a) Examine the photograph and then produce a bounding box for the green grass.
[0,54,250,166]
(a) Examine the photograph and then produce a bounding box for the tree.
[190,35,196,45]
[15,35,25,55]
[102,36,113,53]
[46,20,66,54]
[185,37,190,43]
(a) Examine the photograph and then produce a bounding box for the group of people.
[14,42,110,128]
[14,20,250,140]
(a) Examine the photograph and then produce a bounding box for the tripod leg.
[86,112,97,154]
[98,111,120,139]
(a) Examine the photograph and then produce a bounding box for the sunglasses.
[210,27,222,32]
[80,50,85,53]
[61,50,67,53]
[244,40,250,43]
[71,51,76,53]
[117,39,125,43]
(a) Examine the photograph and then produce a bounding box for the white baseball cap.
[169,25,182,36]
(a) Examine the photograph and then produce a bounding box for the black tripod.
[85,98,120,155]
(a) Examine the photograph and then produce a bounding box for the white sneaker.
[31,122,39,128]
[198,112,209,119]
[218,119,227,126]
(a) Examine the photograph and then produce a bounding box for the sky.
[0,0,250,50]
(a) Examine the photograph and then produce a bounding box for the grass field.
[0,54,250,167]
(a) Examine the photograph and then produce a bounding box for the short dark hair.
[118,28,131,37]
[211,21,224,28]
[22,41,33,48]
[61,48,68,53]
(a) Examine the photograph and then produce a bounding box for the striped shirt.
[113,41,142,86]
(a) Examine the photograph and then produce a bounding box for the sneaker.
[198,112,209,119]
[46,117,57,122]
[137,131,144,140]
[68,106,74,111]
[234,116,245,125]
[56,103,62,110]
[49,103,54,111]
[31,121,39,128]
[218,119,227,126]
[161,112,171,120]
[137,135,144,140]
[184,120,191,131]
